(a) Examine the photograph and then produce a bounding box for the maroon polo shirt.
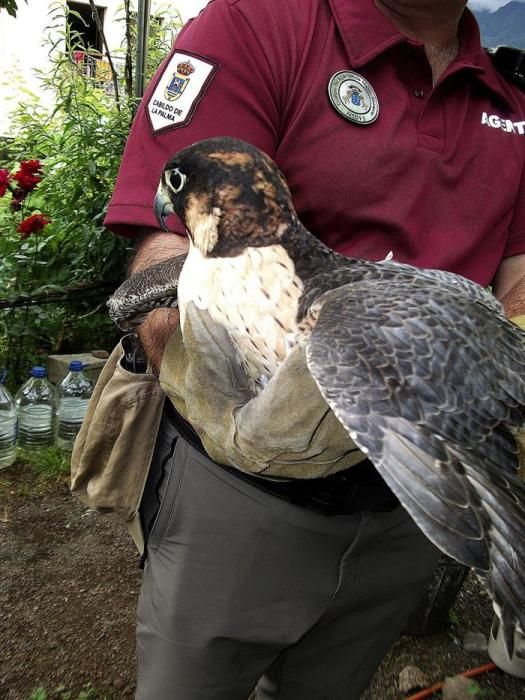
[105,0,525,287]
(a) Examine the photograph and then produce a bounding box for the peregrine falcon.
[108,136,525,656]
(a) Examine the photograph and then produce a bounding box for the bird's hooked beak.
[154,183,174,232]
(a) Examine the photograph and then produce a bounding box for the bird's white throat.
[178,243,304,389]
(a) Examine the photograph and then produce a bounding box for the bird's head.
[154,137,298,257]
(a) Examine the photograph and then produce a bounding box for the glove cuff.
[509,314,525,331]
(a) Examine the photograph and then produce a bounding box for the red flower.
[19,159,43,175]
[10,187,27,211]
[11,170,41,192]
[17,213,51,239]
[0,169,9,198]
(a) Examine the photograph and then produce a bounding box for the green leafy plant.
[466,681,493,697]
[27,684,117,700]
[27,688,48,700]
[0,0,26,18]
[17,446,71,479]
[0,2,181,385]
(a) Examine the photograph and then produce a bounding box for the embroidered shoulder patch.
[146,50,218,134]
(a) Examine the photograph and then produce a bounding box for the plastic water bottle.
[56,360,93,451]
[0,372,17,469]
[15,366,57,447]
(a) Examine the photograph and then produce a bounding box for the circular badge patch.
[328,71,379,125]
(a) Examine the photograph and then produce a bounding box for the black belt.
[165,401,399,516]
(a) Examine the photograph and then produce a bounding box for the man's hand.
[493,253,525,319]
[129,230,189,373]
[493,253,525,479]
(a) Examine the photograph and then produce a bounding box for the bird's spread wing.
[305,271,525,653]
[107,254,187,330]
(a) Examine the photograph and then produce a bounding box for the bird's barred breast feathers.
[178,241,304,389]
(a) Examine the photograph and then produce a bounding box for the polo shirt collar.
[328,0,404,67]
[328,0,517,112]
[454,8,518,112]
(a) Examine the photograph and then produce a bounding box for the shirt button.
[414,89,424,99]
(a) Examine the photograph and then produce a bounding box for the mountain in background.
[473,1,525,48]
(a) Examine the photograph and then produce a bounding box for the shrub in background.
[0,2,181,386]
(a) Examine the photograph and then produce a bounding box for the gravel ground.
[0,464,524,700]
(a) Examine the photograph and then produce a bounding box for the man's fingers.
[137,307,181,374]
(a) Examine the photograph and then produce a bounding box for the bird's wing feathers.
[298,257,505,323]
[305,271,525,647]
[108,254,187,329]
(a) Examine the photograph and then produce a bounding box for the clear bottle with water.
[56,360,93,451]
[15,366,57,447]
[0,371,17,469]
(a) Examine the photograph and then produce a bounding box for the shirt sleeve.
[104,0,285,238]
[503,163,525,259]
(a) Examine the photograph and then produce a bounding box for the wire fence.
[0,282,117,310]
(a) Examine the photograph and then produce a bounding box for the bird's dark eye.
[167,167,186,194]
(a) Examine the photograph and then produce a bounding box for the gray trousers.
[136,414,440,700]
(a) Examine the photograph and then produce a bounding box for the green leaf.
[0,0,163,383]
[1,0,21,18]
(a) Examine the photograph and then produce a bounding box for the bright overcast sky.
[176,0,210,23]
[468,0,522,10]
[179,0,520,18]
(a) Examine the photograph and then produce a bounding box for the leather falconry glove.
[159,302,366,478]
